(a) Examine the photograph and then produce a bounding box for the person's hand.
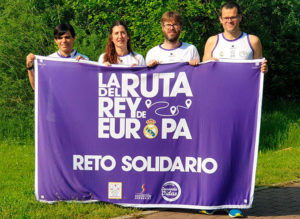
[75,56,86,61]
[189,59,200,66]
[103,62,111,66]
[26,53,35,69]
[147,60,159,67]
[261,60,268,74]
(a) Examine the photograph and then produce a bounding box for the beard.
[163,30,180,43]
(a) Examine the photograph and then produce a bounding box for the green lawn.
[256,147,300,186]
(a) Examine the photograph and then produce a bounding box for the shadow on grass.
[244,184,300,217]
[259,98,300,151]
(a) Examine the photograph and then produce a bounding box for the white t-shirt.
[49,50,89,60]
[212,32,253,60]
[145,42,200,64]
[98,52,146,66]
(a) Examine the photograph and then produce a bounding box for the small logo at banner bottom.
[108,182,122,199]
[143,119,158,139]
[134,184,152,200]
[161,181,181,202]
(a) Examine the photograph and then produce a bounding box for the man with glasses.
[202,1,268,73]
[26,23,89,90]
[200,1,268,218]
[146,11,200,67]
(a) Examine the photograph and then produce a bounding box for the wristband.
[26,66,34,70]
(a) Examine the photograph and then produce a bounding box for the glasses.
[164,23,180,30]
[222,16,240,21]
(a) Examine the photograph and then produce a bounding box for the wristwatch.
[26,65,34,70]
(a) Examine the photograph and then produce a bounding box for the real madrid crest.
[143,119,158,139]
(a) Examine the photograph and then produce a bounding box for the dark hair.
[161,11,183,26]
[54,24,76,39]
[220,1,242,15]
[103,21,134,64]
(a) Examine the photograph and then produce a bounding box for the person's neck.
[161,40,181,50]
[59,49,73,57]
[223,30,242,40]
[116,47,129,56]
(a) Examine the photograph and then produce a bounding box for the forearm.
[28,69,35,90]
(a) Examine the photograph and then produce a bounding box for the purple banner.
[35,57,263,209]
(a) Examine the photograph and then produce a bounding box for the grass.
[256,147,300,186]
[0,143,139,218]
[0,108,34,146]
[0,99,299,217]
[259,99,300,151]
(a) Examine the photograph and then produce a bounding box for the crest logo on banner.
[143,119,158,139]
[161,181,181,202]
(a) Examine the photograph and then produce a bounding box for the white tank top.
[212,32,253,60]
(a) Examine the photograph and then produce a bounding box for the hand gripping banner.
[34,57,264,209]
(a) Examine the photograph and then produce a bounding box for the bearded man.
[146,11,200,67]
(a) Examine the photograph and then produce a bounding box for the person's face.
[54,31,75,55]
[219,7,242,33]
[162,20,182,43]
[111,25,129,49]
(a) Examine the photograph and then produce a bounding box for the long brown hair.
[103,21,134,64]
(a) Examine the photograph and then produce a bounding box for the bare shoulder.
[206,35,218,46]
[248,34,261,46]
[248,34,263,58]
[203,35,218,61]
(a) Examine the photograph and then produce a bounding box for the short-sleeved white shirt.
[49,50,89,60]
[145,42,200,64]
[98,52,146,66]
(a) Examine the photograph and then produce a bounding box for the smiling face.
[162,19,182,43]
[111,25,129,50]
[54,31,75,56]
[219,7,242,34]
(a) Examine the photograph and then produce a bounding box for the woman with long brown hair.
[98,21,145,66]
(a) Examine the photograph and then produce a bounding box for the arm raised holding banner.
[202,1,268,74]
[26,53,35,89]
[26,23,89,90]
[200,1,268,217]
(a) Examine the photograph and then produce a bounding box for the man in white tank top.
[200,2,267,218]
[146,11,200,67]
[202,1,268,73]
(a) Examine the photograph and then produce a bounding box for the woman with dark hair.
[98,21,146,66]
